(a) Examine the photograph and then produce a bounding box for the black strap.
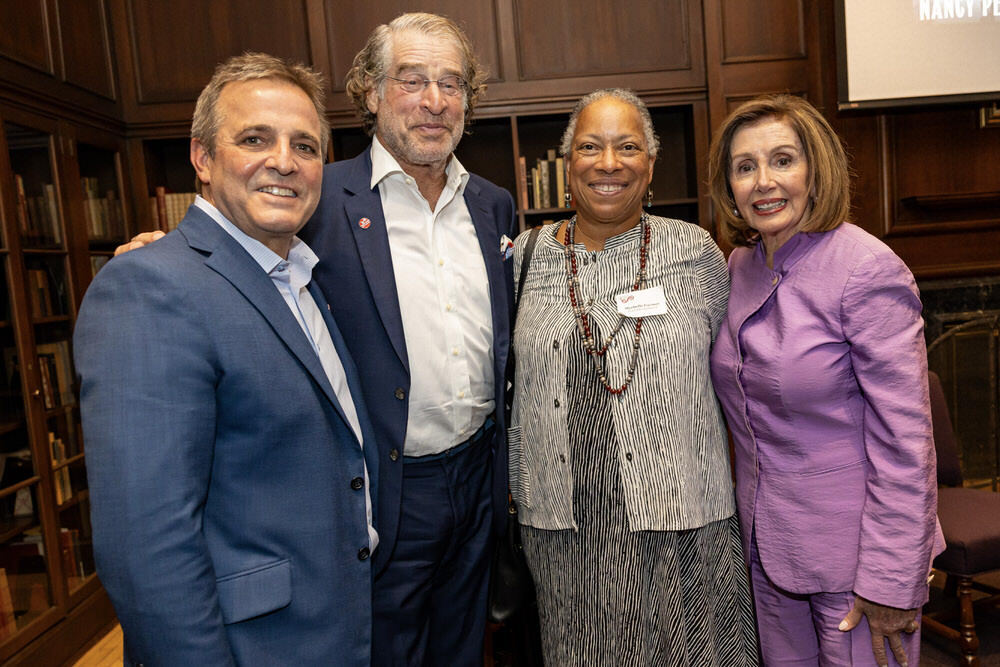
[505,224,542,428]
[514,224,542,318]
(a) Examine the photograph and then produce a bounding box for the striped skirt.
[520,339,758,666]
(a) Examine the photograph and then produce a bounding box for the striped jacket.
[509,216,736,532]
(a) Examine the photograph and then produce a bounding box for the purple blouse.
[710,223,944,609]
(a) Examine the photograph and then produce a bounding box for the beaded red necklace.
[562,213,650,395]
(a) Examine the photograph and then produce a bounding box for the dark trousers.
[372,425,494,667]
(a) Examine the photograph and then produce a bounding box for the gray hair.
[344,12,489,135]
[560,88,659,160]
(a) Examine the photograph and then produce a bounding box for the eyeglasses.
[384,75,467,97]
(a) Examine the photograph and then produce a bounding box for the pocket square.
[500,234,514,260]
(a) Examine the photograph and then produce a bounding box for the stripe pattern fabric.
[520,317,757,664]
[509,216,735,532]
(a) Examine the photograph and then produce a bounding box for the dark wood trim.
[5,588,114,666]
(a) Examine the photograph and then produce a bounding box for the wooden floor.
[71,623,122,667]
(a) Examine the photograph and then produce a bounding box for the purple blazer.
[710,223,944,609]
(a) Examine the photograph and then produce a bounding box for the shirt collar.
[194,195,318,276]
[369,134,469,194]
[756,229,816,274]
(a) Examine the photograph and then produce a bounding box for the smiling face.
[728,116,812,255]
[567,97,654,238]
[366,29,466,173]
[191,78,323,258]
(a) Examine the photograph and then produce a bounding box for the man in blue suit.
[299,13,515,666]
[75,53,378,665]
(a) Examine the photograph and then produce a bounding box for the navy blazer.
[300,147,516,571]
[75,208,378,665]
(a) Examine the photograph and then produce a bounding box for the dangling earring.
[732,207,742,219]
[564,190,572,207]
[646,188,653,208]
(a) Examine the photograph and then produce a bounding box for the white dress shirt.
[195,196,378,550]
[370,137,494,457]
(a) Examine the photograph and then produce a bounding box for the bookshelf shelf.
[55,488,88,512]
[30,316,72,326]
[0,517,38,547]
[51,452,84,473]
[0,421,23,437]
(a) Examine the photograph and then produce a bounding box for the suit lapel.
[180,210,342,414]
[464,180,510,393]
[343,151,409,370]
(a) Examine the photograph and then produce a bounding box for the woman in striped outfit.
[508,88,757,665]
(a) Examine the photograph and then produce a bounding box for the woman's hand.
[839,595,919,666]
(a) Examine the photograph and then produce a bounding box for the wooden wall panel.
[513,0,692,80]
[324,0,501,100]
[125,0,314,105]
[704,0,820,132]
[891,108,1000,225]
[57,0,116,99]
[720,0,805,62]
[0,0,52,73]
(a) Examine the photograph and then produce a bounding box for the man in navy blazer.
[75,54,378,665]
[299,13,515,666]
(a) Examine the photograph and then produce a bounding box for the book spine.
[555,157,565,208]
[517,156,529,211]
[155,186,169,232]
[539,159,551,209]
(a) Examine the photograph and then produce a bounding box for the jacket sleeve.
[841,248,938,610]
[75,253,236,666]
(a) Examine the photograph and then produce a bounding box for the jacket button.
[350,476,364,490]
[358,547,370,561]
[389,448,399,461]
[394,388,405,400]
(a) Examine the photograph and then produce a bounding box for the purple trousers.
[750,537,921,666]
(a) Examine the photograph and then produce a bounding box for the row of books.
[26,267,66,319]
[150,186,196,233]
[80,176,126,242]
[14,175,62,247]
[37,341,74,411]
[517,150,574,211]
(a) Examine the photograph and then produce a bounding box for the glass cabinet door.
[77,141,127,277]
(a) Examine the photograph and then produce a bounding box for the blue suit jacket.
[299,147,515,571]
[75,207,378,666]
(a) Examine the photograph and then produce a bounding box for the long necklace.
[563,214,650,395]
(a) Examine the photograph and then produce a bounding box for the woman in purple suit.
[707,95,944,667]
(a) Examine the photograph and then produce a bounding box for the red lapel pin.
[358,217,371,229]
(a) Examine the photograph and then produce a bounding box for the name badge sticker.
[615,285,668,317]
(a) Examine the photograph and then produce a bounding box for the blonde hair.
[707,94,850,247]
[344,12,488,135]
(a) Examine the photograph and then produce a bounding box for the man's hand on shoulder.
[115,230,166,256]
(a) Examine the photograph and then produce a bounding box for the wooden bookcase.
[330,100,708,235]
[0,106,126,665]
